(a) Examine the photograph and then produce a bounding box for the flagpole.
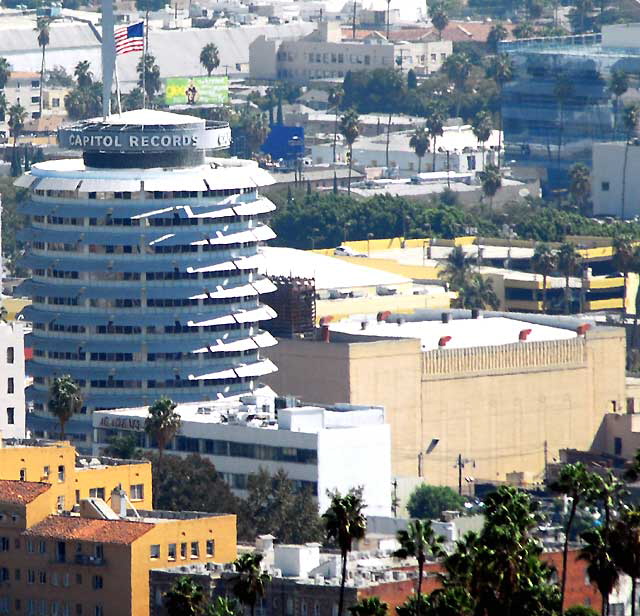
[142,10,149,109]
[114,56,123,114]
[101,0,115,117]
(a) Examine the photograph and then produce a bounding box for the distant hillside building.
[250,21,452,82]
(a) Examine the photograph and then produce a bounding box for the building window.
[7,378,13,394]
[92,575,103,590]
[614,437,622,456]
[206,539,214,557]
[95,544,103,561]
[89,488,105,500]
[39,570,47,584]
[39,541,46,554]
[0,538,8,551]
[27,540,34,553]
[76,574,82,585]
[130,484,144,501]
[190,541,199,558]
[27,569,35,584]
[0,567,9,581]
[75,605,82,616]
[6,407,14,425]
[43,466,50,479]
[94,607,103,616]
[168,544,176,560]
[57,495,65,511]
[6,348,13,364]
[150,545,160,559]
[14,569,20,581]
[58,465,65,482]
[19,468,26,481]
[180,542,187,559]
[602,181,610,191]
[75,490,80,504]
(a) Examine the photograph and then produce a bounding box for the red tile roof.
[24,515,153,545]
[0,480,51,505]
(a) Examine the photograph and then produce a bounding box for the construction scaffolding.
[263,276,316,338]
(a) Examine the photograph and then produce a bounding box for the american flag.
[114,21,144,56]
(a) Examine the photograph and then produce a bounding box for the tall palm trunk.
[560,499,577,615]
[347,145,353,195]
[417,556,424,616]
[542,274,547,313]
[338,552,348,616]
[333,107,339,163]
[39,45,45,117]
[622,141,630,220]
[385,111,392,169]
[432,135,437,171]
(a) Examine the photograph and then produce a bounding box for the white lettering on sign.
[64,130,206,150]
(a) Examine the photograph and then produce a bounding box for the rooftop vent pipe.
[377,310,392,322]
[439,336,452,347]
[519,328,532,341]
[471,308,480,319]
[442,312,451,324]
[321,325,330,343]
[576,323,591,336]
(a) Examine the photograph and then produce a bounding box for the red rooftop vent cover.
[519,329,532,341]
[438,336,452,347]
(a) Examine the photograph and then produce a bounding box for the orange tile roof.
[24,515,153,545]
[0,480,51,505]
[9,71,40,79]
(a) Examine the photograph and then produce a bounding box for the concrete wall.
[266,327,626,488]
[592,142,640,219]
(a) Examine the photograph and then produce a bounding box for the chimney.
[442,312,451,323]
[519,328,532,341]
[438,336,452,347]
[110,485,128,517]
[321,325,330,343]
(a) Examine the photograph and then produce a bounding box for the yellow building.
[0,479,237,616]
[0,440,153,512]
[266,313,625,488]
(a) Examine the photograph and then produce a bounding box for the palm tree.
[458,273,500,310]
[472,110,493,168]
[200,43,220,76]
[409,127,429,173]
[487,23,508,53]
[48,375,83,439]
[579,528,619,616]
[349,597,388,616]
[8,103,27,147]
[340,109,360,195]
[74,60,93,89]
[0,92,7,124]
[164,576,205,616]
[0,57,11,90]
[144,396,181,459]
[551,463,600,615]
[613,235,634,312]
[323,488,367,616]
[429,2,449,40]
[532,243,557,313]
[487,54,514,167]
[479,164,502,210]
[328,86,343,164]
[231,553,271,616]
[393,519,444,615]
[443,53,471,117]
[568,163,591,215]
[425,104,445,171]
[609,69,629,139]
[611,508,640,616]
[35,17,50,117]
[621,103,640,220]
[137,53,162,103]
[557,242,582,315]
[439,245,472,291]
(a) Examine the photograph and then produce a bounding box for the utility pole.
[455,454,475,496]
[352,1,357,40]
[391,479,398,517]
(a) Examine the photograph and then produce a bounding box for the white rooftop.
[260,246,410,290]
[96,109,204,126]
[329,315,577,351]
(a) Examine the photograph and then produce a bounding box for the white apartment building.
[0,321,26,440]
[3,72,41,122]
[250,21,452,82]
[592,141,640,219]
[92,390,392,516]
[312,124,502,176]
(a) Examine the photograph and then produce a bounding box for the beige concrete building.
[266,313,625,488]
[250,21,452,82]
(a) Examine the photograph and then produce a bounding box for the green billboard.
[165,76,230,106]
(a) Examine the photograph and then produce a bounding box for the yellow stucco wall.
[0,443,153,510]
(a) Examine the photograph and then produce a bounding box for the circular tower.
[15,109,278,440]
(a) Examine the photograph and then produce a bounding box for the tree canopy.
[406,484,466,520]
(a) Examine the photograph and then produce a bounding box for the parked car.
[334,245,367,257]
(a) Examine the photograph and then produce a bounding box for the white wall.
[317,423,392,516]
[592,142,640,219]
[0,322,26,440]
[602,23,640,49]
